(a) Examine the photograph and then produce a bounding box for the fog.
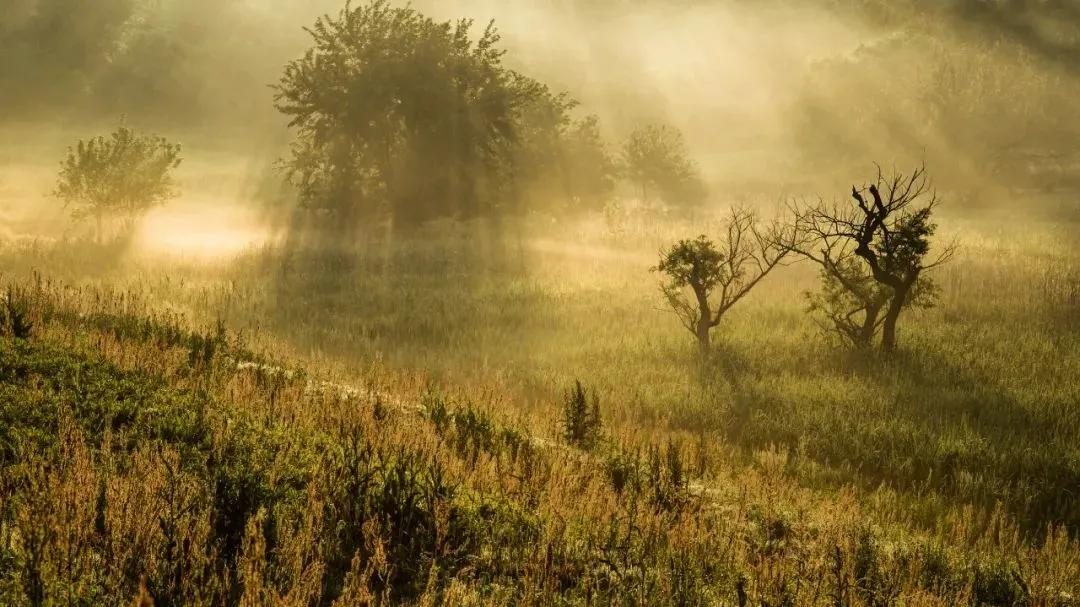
[2,0,1079,256]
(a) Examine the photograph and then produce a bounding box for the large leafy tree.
[508,78,617,213]
[276,1,575,230]
[560,115,618,212]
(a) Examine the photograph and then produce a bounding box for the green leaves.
[655,235,725,292]
[276,2,517,224]
[54,124,182,229]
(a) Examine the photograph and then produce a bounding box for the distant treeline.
[3,0,1080,203]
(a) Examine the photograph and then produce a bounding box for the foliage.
[560,115,619,211]
[621,124,706,209]
[804,257,938,348]
[794,25,1080,191]
[0,0,135,115]
[53,124,182,240]
[274,0,612,228]
[274,1,511,225]
[0,288,33,340]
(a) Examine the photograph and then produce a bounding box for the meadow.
[1,198,1078,605]
[2,0,1080,603]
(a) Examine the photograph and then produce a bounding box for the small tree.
[622,124,706,210]
[654,208,792,352]
[54,124,181,242]
[794,166,953,352]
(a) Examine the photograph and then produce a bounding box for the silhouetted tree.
[794,166,953,352]
[654,208,791,352]
[622,124,706,210]
[275,1,596,231]
[801,256,938,348]
[54,124,182,242]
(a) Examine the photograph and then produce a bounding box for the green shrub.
[563,380,602,450]
[1,288,33,339]
[972,559,1029,607]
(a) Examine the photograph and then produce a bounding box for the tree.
[654,208,792,353]
[802,257,937,348]
[54,124,182,242]
[0,0,135,115]
[622,124,706,210]
[803,257,890,348]
[504,76,616,213]
[558,115,618,212]
[275,1,590,231]
[794,166,953,353]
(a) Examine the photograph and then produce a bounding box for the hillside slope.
[0,279,1077,605]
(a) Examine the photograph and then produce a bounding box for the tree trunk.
[692,282,713,355]
[858,300,883,347]
[695,317,711,354]
[880,288,908,353]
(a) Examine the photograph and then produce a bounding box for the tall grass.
[0,210,1078,604]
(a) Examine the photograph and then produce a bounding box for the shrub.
[562,380,602,450]
[1,288,33,339]
[972,560,1029,607]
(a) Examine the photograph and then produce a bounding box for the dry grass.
[0,208,1078,605]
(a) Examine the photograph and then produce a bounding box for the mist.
[3,2,1080,604]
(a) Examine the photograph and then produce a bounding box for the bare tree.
[654,207,792,353]
[793,165,953,352]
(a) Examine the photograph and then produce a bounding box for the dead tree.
[793,165,953,352]
[654,207,793,353]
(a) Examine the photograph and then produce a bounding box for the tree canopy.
[622,124,707,210]
[54,124,182,240]
[274,0,615,229]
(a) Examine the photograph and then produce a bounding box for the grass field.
[1,201,1078,605]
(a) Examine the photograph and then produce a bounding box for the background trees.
[794,26,1080,195]
[274,2,512,228]
[622,124,707,210]
[0,0,134,116]
[559,116,618,212]
[54,125,182,242]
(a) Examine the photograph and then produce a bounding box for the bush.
[1,288,33,339]
[972,560,1029,607]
